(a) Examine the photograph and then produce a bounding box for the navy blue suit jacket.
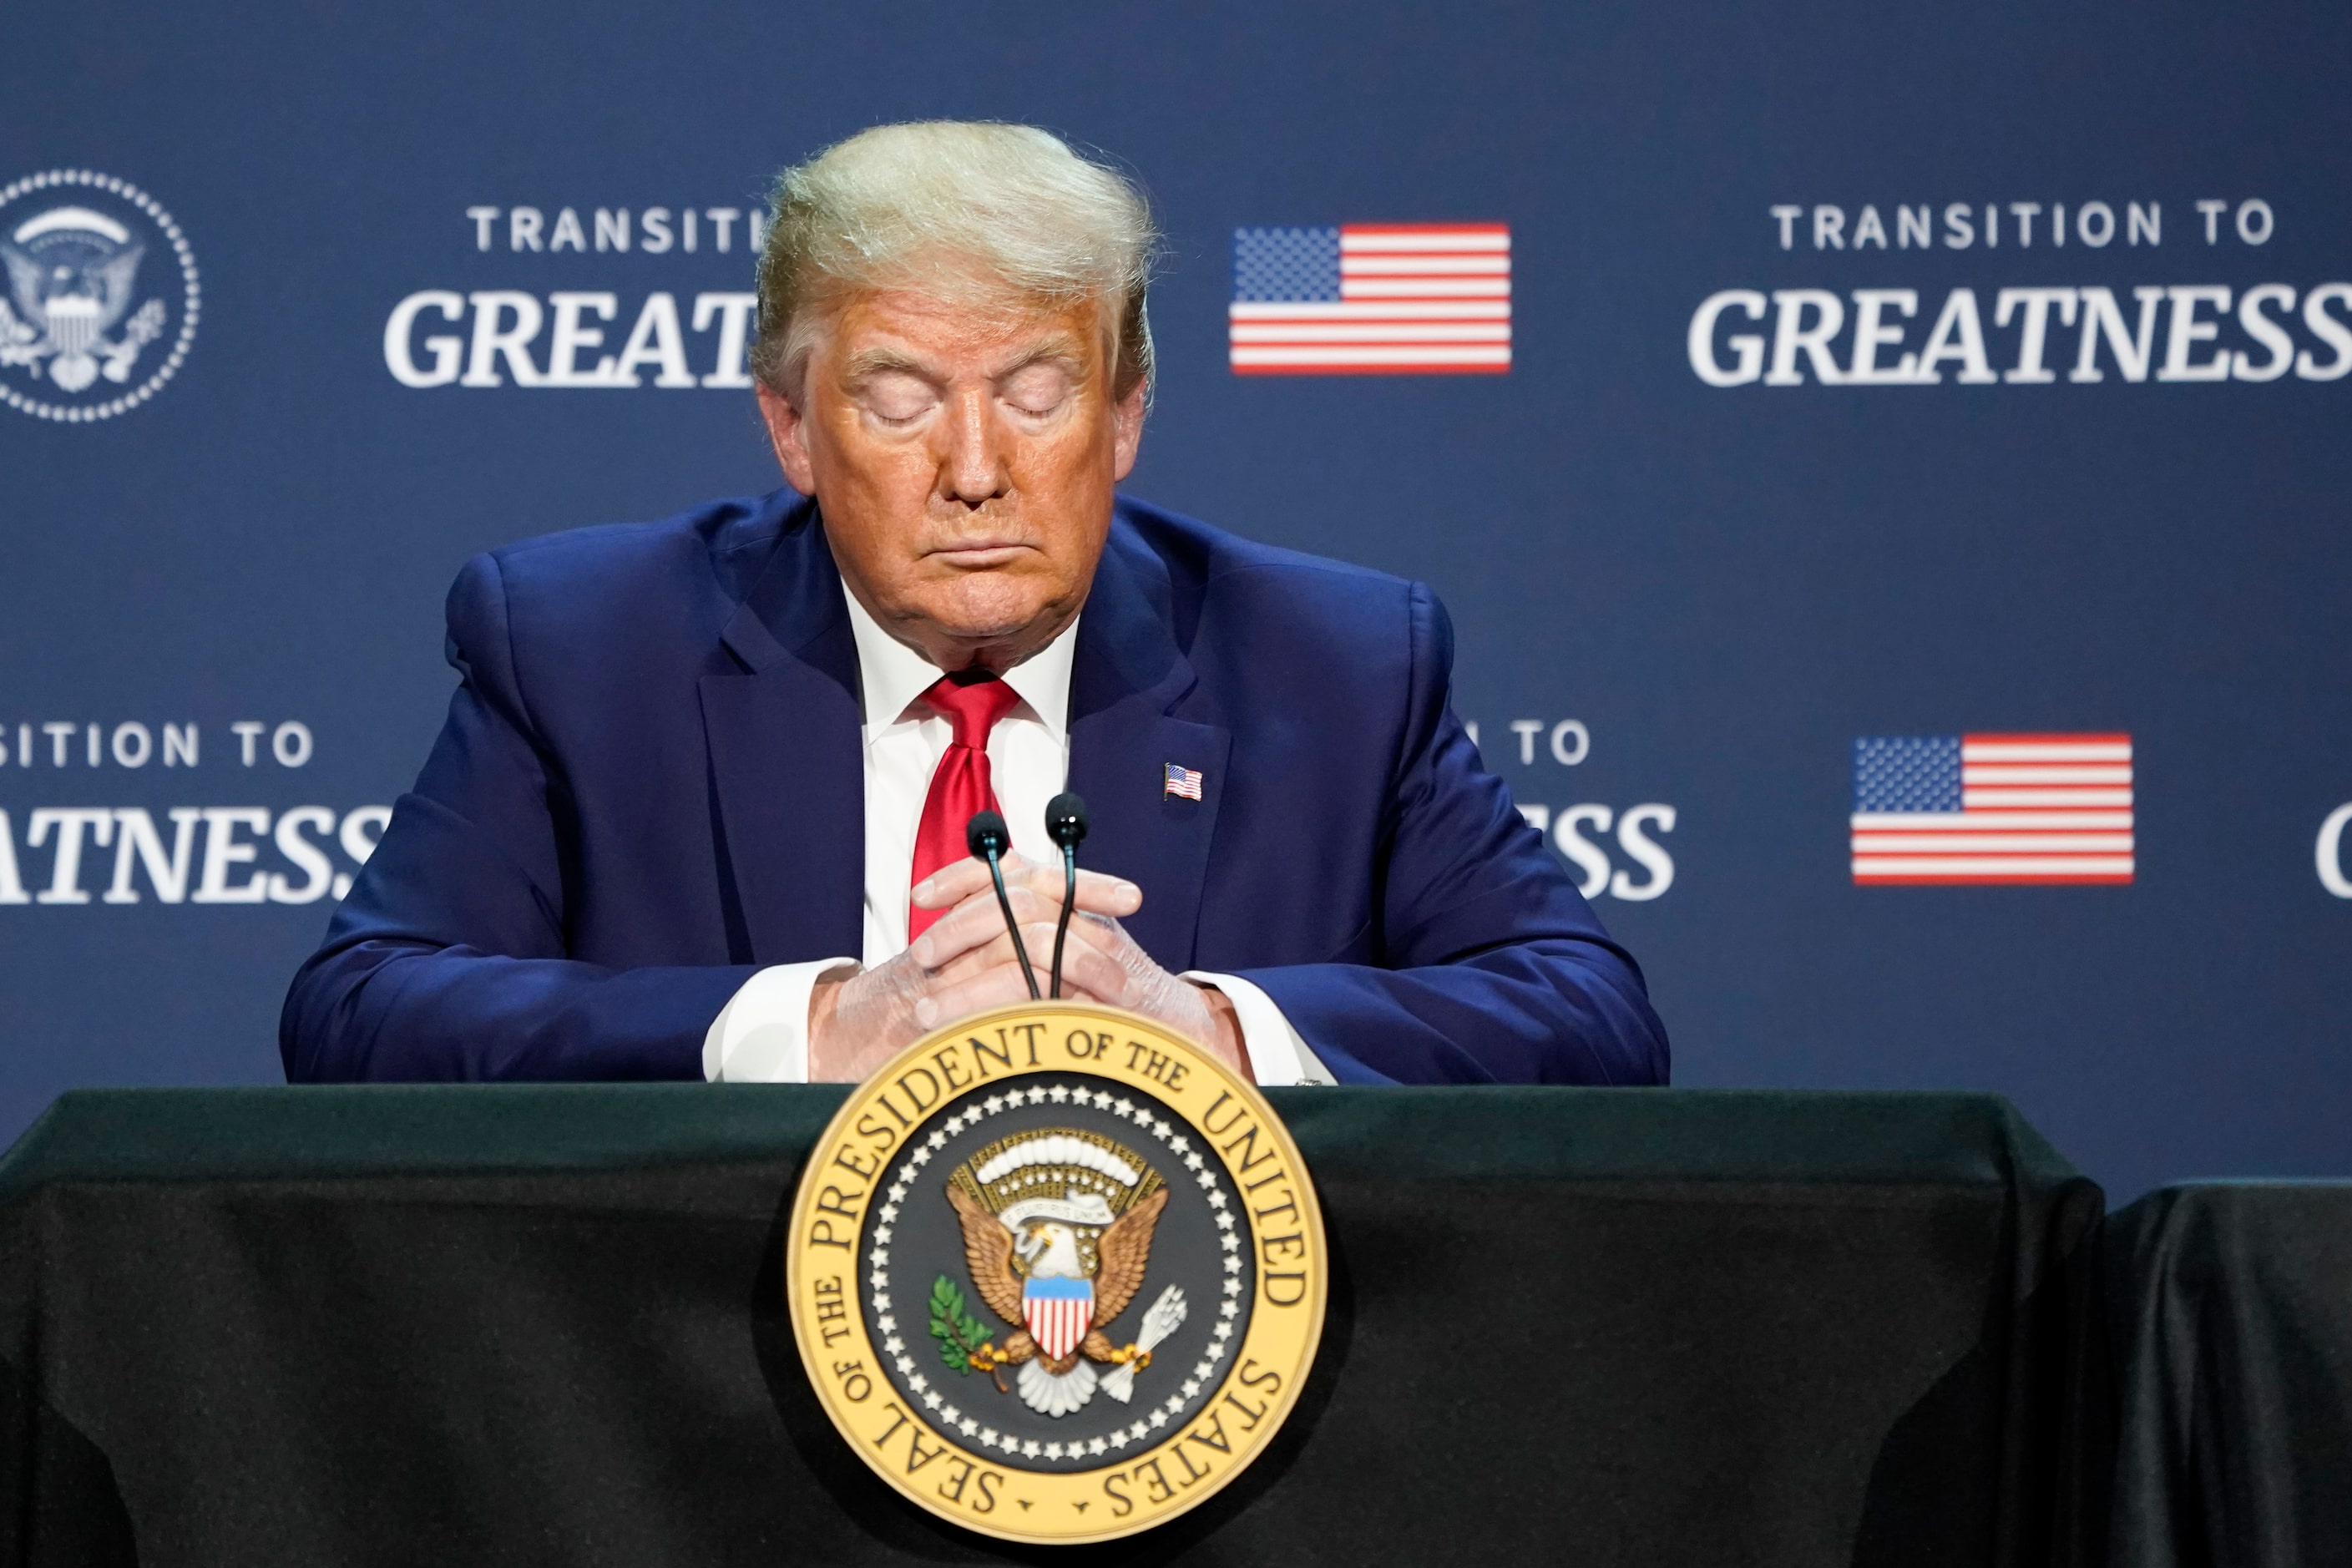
[282,491,1667,1086]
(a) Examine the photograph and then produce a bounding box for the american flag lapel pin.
[1163,763,1204,802]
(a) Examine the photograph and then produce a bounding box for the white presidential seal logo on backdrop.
[0,170,199,422]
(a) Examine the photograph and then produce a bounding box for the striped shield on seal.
[1023,1274,1094,1360]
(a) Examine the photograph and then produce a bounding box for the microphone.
[1044,792,1090,1000]
[965,810,1040,1000]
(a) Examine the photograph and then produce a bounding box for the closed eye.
[857,369,939,427]
[1000,362,1074,418]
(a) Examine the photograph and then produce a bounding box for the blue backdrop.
[3,1,2347,1199]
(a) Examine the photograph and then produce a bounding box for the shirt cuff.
[1182,971,1337,1087]
[703,959,860,1083]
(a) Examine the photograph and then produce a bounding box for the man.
[282,121,1667,1087]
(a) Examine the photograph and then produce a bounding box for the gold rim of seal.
[786,1000,1327,1545]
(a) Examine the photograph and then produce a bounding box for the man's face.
[759,288,1146,671]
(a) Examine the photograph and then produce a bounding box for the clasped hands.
[807,852,1244,1083]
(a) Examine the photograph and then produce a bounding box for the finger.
[909,847,1056,913]
[1067,869,1144,918]
[1051,935,1145,1010]
[1011,902,1132,964]
[913,961,1055,1031]
[1024,913,1139,1000]
[1044,974,1123,1010]
[928,908,1130,1000]
[930,923,1065,989]
[912,885,1039,968]
[1066,908,1142,956]
[1019,922,1141,1006]
[913,886,1064,970]
[998,859,1142,918]
[910,856,998,913]
[913,851,1143,919]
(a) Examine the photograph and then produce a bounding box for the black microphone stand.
[1044,793,1090,999]
[965,811,1041,1000]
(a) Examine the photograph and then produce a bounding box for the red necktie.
[908,674,1022,941]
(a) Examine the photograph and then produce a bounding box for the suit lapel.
[699,502,866,964]
[1066,529,1232,973]
[696,503,1230,971]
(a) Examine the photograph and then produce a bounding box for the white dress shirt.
[702,590,1333,1086]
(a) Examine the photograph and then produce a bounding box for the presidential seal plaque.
[787,1001,1326,1544]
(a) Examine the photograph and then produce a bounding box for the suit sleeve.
[1232,584,1670,1086]
[279,553,754,1082]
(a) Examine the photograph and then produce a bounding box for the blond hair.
[752,120,1158,402]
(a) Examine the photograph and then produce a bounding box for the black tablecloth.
[2105,1182,2352,1568]
[0,1086,2102,1567]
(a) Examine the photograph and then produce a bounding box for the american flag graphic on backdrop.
[1229,225,1510,373]
[1850,735,2134,884]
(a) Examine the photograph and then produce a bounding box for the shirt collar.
[841,587,1077,745]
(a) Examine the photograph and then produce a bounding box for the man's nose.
[935,387,1010,508]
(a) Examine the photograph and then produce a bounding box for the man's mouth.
[928,539,1031,568]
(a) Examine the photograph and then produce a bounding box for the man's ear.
[756,382,818,494]
[1110,376,1148,483]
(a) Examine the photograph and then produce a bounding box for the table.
[0,1086,2102,1566]
[2105,1182,2352,1568]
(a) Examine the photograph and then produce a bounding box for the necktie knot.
[922,674,1020,751]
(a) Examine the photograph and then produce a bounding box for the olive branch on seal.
[929,1275,1004,1388]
